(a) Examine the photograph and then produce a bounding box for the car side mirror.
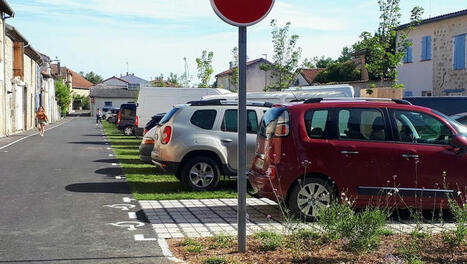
[450,135,467,150]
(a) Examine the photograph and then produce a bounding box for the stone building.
[215,58,278,92]
[0,0,14,137]
[397,9,467,96]
[51,64,93,111]
[39,53,60,123]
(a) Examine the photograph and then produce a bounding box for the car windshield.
[159,107,179,125]
[433,110,467,137]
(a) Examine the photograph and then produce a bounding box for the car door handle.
[221,139,233,143]
[402,154,419,159]
[340,151,359,155]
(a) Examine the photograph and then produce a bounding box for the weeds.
[253,231,284,251]
[182,238,203,253]
[209,234,235,249]
[202,256,230,264]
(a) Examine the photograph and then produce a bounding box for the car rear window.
[259,107,286,138]
[159,108,179,125]
[190,110,217,130]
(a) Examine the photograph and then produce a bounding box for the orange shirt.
[36,111,47,121]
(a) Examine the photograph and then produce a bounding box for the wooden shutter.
[13,42,24,79]
[454,35,465,70]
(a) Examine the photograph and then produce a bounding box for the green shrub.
[211,234,234,249]
[202,256,230,264]
[318,202,388,252]
[254,231,284,251]
[182,238,203,253]
[394,238,423,264]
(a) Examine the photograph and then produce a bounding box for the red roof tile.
[299,68,326,84]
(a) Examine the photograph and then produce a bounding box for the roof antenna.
[126,61,129,76]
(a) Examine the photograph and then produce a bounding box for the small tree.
[314,62,361,83]
[81,71,103,84]
[154,74,166,87]
[229,47,239,92]
[180,57,192,88]
[55,78,71,116]
[196,50,214,88]
[167,72,181,87]
[260,20,302,91]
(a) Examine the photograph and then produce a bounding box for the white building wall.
[397,23,434,96]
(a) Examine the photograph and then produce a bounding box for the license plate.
[255,158,264,169]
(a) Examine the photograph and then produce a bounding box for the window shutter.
[421,37,427,60]
[13,42,24,79]
[407,46,413,62]
[454,35,466,70]
[426,36,432,60]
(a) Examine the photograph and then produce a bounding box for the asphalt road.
[0,117,169,263]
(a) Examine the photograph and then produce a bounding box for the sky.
[8,0,466,85]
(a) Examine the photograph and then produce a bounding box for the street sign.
[210,0,275,254]
[210,0,275,26]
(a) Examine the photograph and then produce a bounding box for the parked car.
[451,112,467,126]
[151,99,272,191]
[248,98,467,221]
[140,125,158,164]
[117,103,137,136]
[403,96,467,116]
[143,113,166,136]
[105,108,119,123]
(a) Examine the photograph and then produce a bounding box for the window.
[337,108,386,141]
[305,110,329,139]
[128,83,140,90]
[403,40,413,63]
[190,110,217,130]
[221,110,258,134]
[454,34,466,70]
[393,110,452,145]
[104,101,112,106]
[421,36,432,61]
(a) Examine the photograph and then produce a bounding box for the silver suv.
[151,99,271,191]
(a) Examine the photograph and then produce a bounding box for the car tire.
[181,156,220,191]
[288,177,335,222]
[123,126,133,136]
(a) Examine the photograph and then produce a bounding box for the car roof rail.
[189,99,273,107]
[303,97,412,105]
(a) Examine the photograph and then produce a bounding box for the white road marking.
[123,197,135,203]
[0,119,72,150]
[3,151,8,153]
[115,176,126,180]
[111,163,118,166]
[108,221,144,231]
[104,204,136,211]
[108,154,114,157]
[128,212,137,219]
[106,147,111,150]
[134,234,157,241]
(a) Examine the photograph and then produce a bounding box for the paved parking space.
[141,198,457,239]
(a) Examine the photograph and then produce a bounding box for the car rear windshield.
[259,107,286,138]
[159,108,179,125]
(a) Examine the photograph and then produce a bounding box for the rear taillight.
[161,126,172,144]
[274,111,289,137]
[135,116,139,127]
[266,165,277,178]
[117,112,121,124]
[142,138,155,144]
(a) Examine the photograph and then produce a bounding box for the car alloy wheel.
[288,177,335,221]
[296,182,331,217]
[189,162,214,188]
[124,126,133,136]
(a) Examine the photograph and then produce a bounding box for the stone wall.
[0,19,4,136]
[432,15,467,96]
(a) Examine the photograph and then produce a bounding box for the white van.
[202,84,354,104]
[136,87,231,131]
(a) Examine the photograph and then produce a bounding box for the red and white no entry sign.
[210,0,275,27]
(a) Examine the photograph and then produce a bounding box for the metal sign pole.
[237,25,247,253]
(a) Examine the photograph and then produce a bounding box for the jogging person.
[36,106,49,136]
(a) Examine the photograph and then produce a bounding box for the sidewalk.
[0,117,71,149]
[140,198,457,239]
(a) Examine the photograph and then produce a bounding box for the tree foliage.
[314,62,361,83]
[229,47,239,91]
[55,78,71,116]
[72,93,90,110]
[180,57,192,88]
[260,20,302,91]
[196,50,214,88]
[167,72,180,87]
[80,71,103,84]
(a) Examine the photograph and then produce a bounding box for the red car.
[248,98,467,221]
